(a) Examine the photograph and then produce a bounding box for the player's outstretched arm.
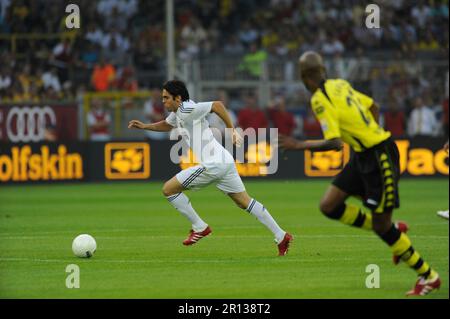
[279,135,343,152]
[128,120,174,132]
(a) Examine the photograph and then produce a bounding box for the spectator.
[91,57,116,91]
[8,0,29,33]
[0,8,8,33]
[104,6,128,32]
[0,87,11,102]
[416,30,440,51]
[85,23,104,46]
[300,34,320,53]
[344,47,371,81]
[178,38,200,62]
[321,33,345,56]
[143,88,167,140]
[42,86,60,101]
[224,35,245,55]
[16,63,30,87]
[0,0,11,20]
[407,96,439,137]
[411,1,432,28]
[87,99,111,141]
[0,67,12,92]
[102,35,128,67]
[114,66,138,92]
[101,29,130,53]
[181,18,207,49]
[134,24,163,70]
[97,0,137,21]
[383,100,406,137]
[120,0,138,19]
[238,21,259,45]
[97,0,124,18]
[267,96,295,136]
[237,94,268,131]
[41,68,61,92]
[79,41,100,68]
[50,38,73,81]
[371,68,393,107]
[62,81,75,100]
[238,42,268,79]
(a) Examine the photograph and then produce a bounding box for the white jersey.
[166,100,234,168]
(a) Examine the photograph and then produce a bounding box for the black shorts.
[332,137,400,213]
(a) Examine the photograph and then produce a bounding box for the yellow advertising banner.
[304,140,449,177]
[104,143,150,180]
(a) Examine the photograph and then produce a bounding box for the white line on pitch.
[0,256,448,265]
[0,234,448,240]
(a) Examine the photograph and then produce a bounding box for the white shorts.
[176,164,246,194]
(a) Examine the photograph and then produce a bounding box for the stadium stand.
[0,0,448,138]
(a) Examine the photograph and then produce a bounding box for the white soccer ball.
[72,234,97,258]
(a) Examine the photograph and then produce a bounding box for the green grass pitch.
[0,179,448,299]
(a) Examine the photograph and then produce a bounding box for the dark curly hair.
[163,80,190,101]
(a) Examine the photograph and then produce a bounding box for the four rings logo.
[4,106,56,142]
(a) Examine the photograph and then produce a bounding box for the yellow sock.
[391,233,435,278]
[339,204,372,230]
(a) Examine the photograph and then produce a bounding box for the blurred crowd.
[0,0,448,139]
[203,88,449,139]
[86,84,448,142]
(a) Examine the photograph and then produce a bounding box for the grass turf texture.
[0,179,448,299]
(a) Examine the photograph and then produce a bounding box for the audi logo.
[6,106,57,143]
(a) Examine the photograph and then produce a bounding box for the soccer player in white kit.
[128,80,293,256]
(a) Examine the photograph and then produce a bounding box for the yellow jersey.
[311,79,391,152]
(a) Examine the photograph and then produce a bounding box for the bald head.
[298,51,326,92]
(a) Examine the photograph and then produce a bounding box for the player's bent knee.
[162,182,175,197]
[319,200,346,220]
[319,199,334,216]
[162,185,169,197]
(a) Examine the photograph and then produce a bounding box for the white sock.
[246,199,286,243]
[167,193,208,232]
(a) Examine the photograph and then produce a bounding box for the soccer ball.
[72,234,97,258]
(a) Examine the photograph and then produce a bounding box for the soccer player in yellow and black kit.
[279,51,441,296]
